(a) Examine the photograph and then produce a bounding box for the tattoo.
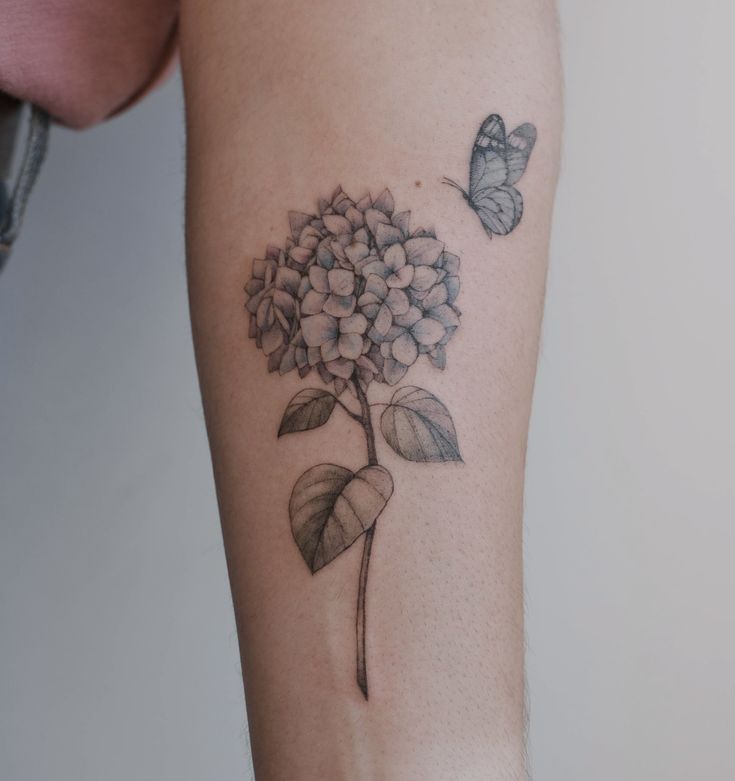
[443,113,537,238]
[244,187,462,698]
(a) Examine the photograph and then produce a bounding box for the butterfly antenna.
[441,177,469,198]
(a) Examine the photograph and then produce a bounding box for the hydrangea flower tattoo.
[244,186,462,698]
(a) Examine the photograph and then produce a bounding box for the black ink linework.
[443,113,537,238]
[244,187,462,698]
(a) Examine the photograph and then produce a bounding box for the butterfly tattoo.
[443,113,537,238]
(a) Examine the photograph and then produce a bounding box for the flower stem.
[356,523,375,699]
[354,376,378,699]
[355,380,378,466]
[334,396,363,423]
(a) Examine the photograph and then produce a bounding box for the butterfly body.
[444,113,537,238]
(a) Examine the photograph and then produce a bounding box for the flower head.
[245,187,461,389]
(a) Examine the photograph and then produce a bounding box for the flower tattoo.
[245,186,462,698]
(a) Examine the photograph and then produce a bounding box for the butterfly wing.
[471,184,523,237]
[459,114,532,237]
[469,114,509,198]
[505,123,537,186]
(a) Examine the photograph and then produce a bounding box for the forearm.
[181,1,561,778]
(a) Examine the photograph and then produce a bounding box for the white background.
[1,3,733,778]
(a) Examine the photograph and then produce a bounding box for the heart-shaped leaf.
[278,389,336,437]
[289,464,393,573]
[380,386,462,463]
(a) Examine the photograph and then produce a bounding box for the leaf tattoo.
[443,113,537,238]
[380,386,461,463]
[289,464,394,573]
[244,186,462,698]
[277,388,337,436]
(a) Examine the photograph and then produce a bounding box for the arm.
[181,1,561,777]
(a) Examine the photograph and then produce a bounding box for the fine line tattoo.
[244,187,462,698]
[443,113,537,238]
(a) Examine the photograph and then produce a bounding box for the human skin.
[180,1,561,778]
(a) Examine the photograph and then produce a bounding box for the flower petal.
[338,333,364,360]
[357,354,380,373]
[331,190,353,215]
[301,313,339,347]
[383,357,408,386]
[364,273,389,299]
[289,246,313,265]
[273,289,295,318]
[245,278,264,297]
[323,294,356,318]
[317,239,335,268]
[261,325,285,355]
[386,288,410,315]
[332,378,347,395]
[320,337,341,362]
[375,222,403,250]
[330,239,347,263]
[428,304,460,329]
[325,357,355,379]
[411,265,439,291]
[360,302,380,319]
[393,305,422,328]
[288,211,313,240]
[256,298,275,330]
[445,276,460,303]
[274,305,291,332]
[267,343,287,372]
[411,317,446,346]
[323,214,352,235]
[374,303,393,336]
[339,312,369,334]
[345,206,365,228]
[386,264,414,289]
[295,346,309,368]
[301,289,328,315]
[391,210,411,237]
[365,208,390,235]
[421,282,448,309]
[383,243,407,272]
[279,344,297,374]
[361,259,391,280]
[440,251,460,275]
[274,267,299,295]
[404,236,444,266]
[251,259,271,280]
[372,188,395,215]
[384,324,407,342]
[246,286,269,314]
[297,276,311,298]
[327,268,355,296]
[309,265,330,293]
[391,332,419,366]
[345,242,370,266]
[299,226,321,250]
[368,326,386,344]
[357,291,380,307]
[429,345,447,370]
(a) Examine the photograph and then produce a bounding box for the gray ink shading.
[443,113,537,238]
[244,186,462,698]
[289,463,393,573]
[380,386,462,463]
